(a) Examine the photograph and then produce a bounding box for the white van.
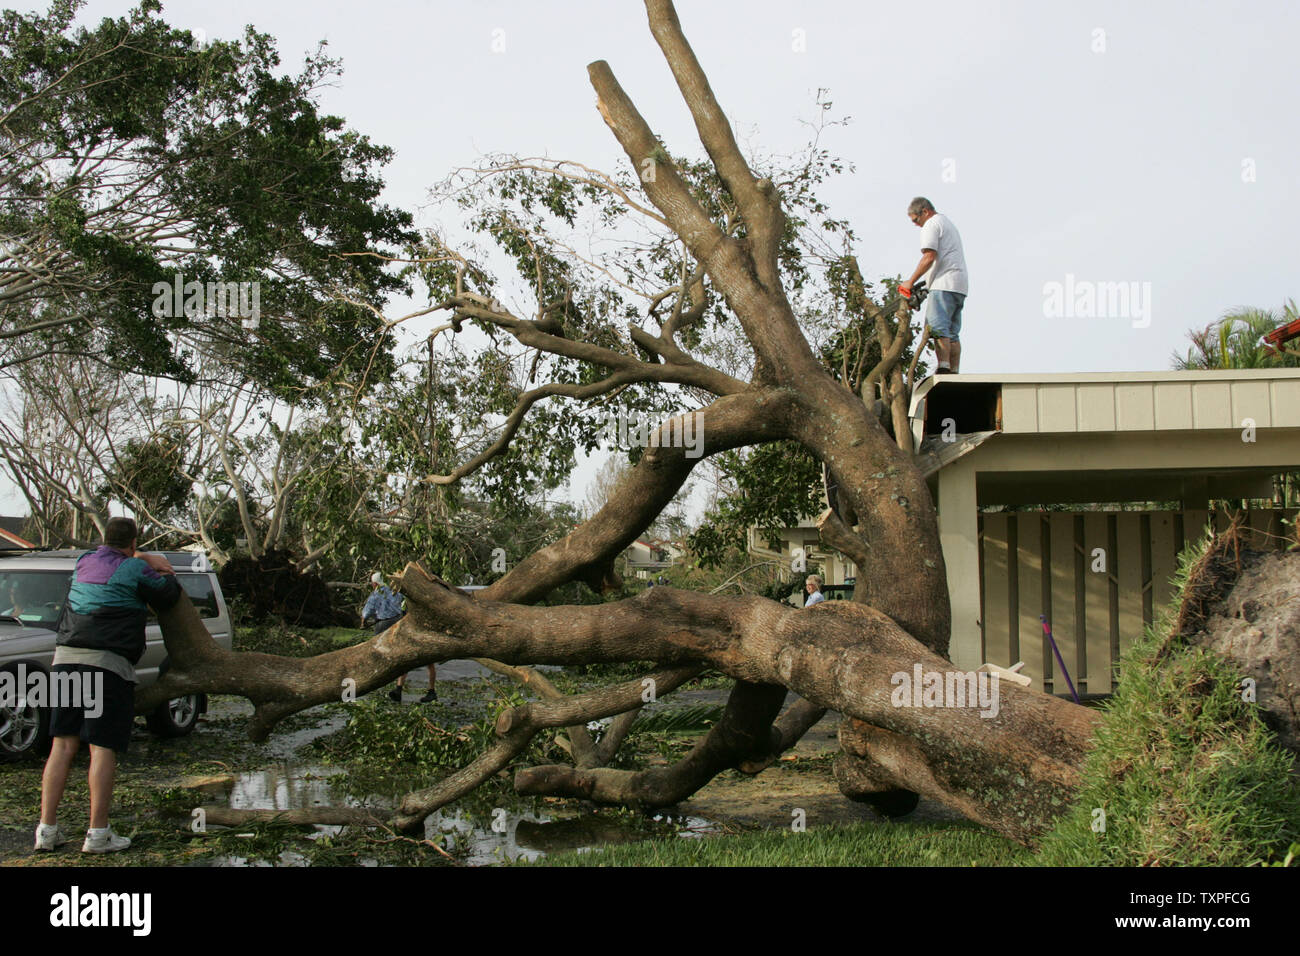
[0,549,232,759]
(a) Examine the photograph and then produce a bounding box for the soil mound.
[1181,536,1300,757]
[219,549,357,628]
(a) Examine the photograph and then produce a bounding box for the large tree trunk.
[146,573,1097,845]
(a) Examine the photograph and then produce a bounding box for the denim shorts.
[927,290,966,341]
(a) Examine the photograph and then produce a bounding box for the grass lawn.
[524,819,1029,867]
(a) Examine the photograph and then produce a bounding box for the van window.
[179,574,220,619]
[0,570,74,627]
[144,573,219,620]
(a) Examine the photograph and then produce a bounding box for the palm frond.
[632,703,725,734]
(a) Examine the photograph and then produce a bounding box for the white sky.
[6,0,1298,518]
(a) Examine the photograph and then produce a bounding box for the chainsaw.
[900,279,929,311]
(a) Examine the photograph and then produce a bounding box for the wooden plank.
[1115,383,1155,431]
[1049,513,1079,698]
[1248,508,1271,550]
[1000,386,1037,432]
[1271,380,1300,427]
[1271,508,1298,551]
[1140,513,1154,627]
[1037,385,1078,432]
[1116,513,1146,664]
[1015,514,1046,692]
[1084,513,1113,695]
[1230,381,1272,428]
[1191,381,1234,429]
[1183,508,1210,550]
[1149,512,1179,615]
[977,518,986,664]
[981,514,1013,671]
[1076,384,1116,432]
[1073,515,1088,697]
[1153,383,1193,430]
[1107,514,1121,689]
[1007,518,1021,666]
[914,430,997,479]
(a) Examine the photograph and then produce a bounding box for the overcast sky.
[71,0,1300,368]
[7,0,1297,518]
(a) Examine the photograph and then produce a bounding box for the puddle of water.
[420,808,720,865]
[228,761,345,812]
[198,679,729,866]
[206,759,721,866]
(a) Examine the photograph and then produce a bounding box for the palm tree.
[1173,301,1300,512]
[1174,300,1300,370]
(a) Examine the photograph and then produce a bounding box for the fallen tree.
[139,0,1106,846]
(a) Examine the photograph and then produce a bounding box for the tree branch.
[392,663,701,830]
[644,0,785,286]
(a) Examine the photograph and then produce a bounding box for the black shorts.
[372,616,403,635]
[47,663,136,753]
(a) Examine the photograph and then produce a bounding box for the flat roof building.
[912,369,1300,692]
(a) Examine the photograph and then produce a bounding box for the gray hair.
[907,197,935,217]
[805,574,823,589]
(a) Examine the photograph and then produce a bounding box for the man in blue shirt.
[363,572,436,704]
[36,516,181,854]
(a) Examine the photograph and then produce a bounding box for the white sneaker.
[82,827,131,853]
[34,823,68,851]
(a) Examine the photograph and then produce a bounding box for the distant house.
[745,525,855,606]
[623,538,682,579]
[0,517,36,550]
[752,369,1300,695]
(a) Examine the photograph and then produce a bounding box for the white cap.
[370,571,383,585]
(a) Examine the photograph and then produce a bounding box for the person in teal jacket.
[37,517,181,854]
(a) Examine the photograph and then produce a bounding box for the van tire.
[145,693,204,737]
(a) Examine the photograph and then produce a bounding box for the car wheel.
[0,689,51,761]
[145,693,204,738]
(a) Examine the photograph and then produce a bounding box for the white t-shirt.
[918,213,968,295]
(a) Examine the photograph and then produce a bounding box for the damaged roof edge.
[914,430,998,478]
